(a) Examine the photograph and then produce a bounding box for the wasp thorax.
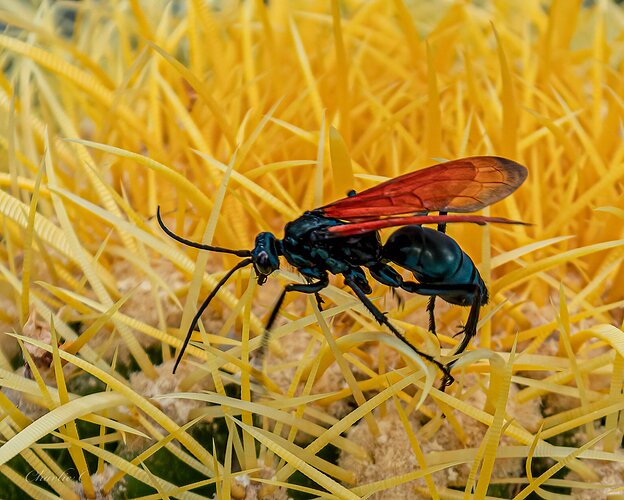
[252,232,280,277]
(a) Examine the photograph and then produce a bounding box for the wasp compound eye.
[256,251,272,274]
[257,251,269,266]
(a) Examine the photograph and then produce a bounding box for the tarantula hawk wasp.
[157,156,527,388]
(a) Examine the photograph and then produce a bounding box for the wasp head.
[251,232,281,284]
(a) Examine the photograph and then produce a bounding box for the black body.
[157,208,489,388]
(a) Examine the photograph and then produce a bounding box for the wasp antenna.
[156,206,252,257]
[173,257,253,373]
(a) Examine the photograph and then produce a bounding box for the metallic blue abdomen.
[383,226,485,306]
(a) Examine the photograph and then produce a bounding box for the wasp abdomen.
[383,226,485,306]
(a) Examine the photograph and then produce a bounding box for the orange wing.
[319,156,527,220]
[325,214,528,237]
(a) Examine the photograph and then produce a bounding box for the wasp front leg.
[264,274,329,332]
[299,267,328,312]
[258,273,330,361]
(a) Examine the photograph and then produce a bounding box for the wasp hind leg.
[437,210,448,234]
[448,287,483,358]
[426,210,448,338]
[399,281,483,388]
[426,296,437,336]
[343,275,454,389]
[314,292,324,311]
[391,288,404,309]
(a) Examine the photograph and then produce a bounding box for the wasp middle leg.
[343,273,453,388]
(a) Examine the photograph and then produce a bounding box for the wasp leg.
[438,287,482,388]
[369,263,438,336]
[369,263,435,333]
[449,286,482,358]
[437,210,448,233]
[302,277,324,311]
[427,296,437,336]
[399,281,483,388]
[391,288,404,309]
[369,263,405,308]
[343,267,372,294]
[343,276,453,389]
[314,293,325,311]
[258,275,329,359]
[426,211,448,337]
[301,269,327,312]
